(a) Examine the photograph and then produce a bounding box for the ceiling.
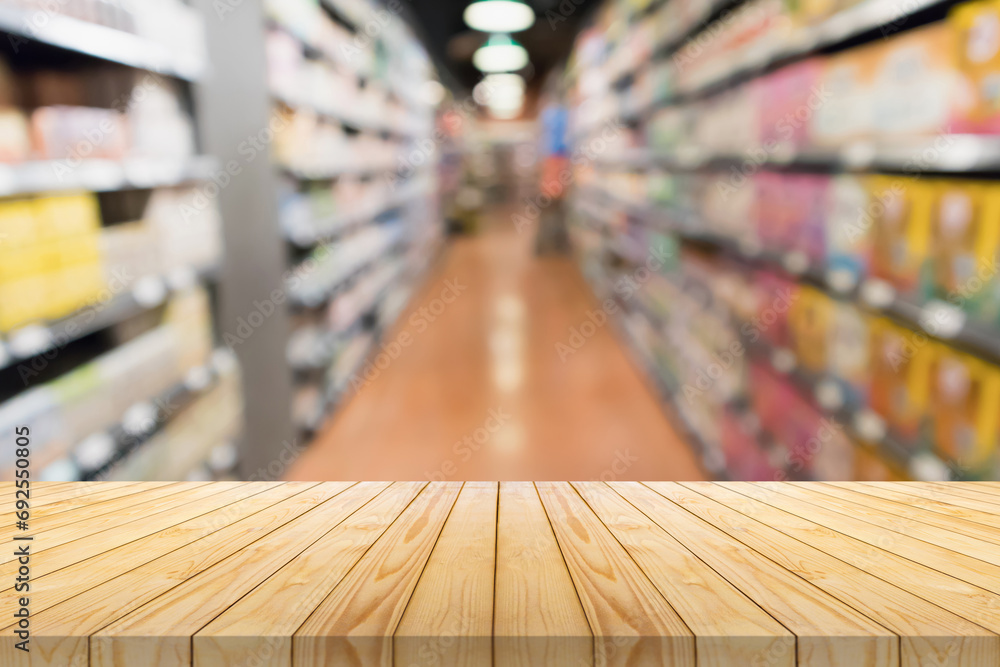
[402,0,601,94]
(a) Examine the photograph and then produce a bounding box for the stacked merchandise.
[0,0,243,481]
[264,0,443,436]
[568,0,1000,481]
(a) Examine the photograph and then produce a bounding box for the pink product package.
[784,173,830,264]
[756,59,823,154]
[755,172,829,262]
[749,270,797,349]
[721,408,781,481]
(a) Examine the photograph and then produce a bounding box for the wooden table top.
[2,481,1000,666]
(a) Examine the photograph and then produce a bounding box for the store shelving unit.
[192,0,443,470]
[567,0,1000,481]
[0,1,241,482]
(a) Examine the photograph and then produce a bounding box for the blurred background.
[1,0,1000,483]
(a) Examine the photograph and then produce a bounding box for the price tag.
[132,275,168,308]
[184,365,212,392]
[122,401,158,437]
[853,409,887,443]
[842,141,876,169]
[771,347,797,374]
[782,250,809,275]
[910,453,952,482]
[918,300,966,339]
[825,267,857,294]
[815,379,844,411]
[73,432,116,472]
[859,278,896,309]
[8,325,54,359]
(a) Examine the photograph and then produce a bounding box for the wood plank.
[754,483,1000,596]
[614,482,898,667]
[293,482,463,667]
[395,482,498,667]
[0,481,175,525]
[811,483,1000,546]
[831,483,1000,530]
[195,482,424,667]
[874,483,1000,514]
[0,482,254,581]
[0,482,202,543]
[0,482,339,667]
[493,482,592,667]
[719,483,1000,633]
[0,482,224,564]
[572,481,795,667]
[0,482,151,521]
[779,483,1000,563]
[923,483,1000,506]
[675,482,1000,667]
[0,483,317,623]
[90,482,367,667]
[535,482,696,667]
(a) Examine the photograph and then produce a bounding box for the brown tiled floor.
[285,213,706,481]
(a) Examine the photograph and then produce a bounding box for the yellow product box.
[872,23,960,139]
[0,199,38,248]
[867,317,933,442]
[50,263,104,318]
[868,175,935,294]
[928,344,1000,471]
[50,233,102,268]
[0,275,48,331]
[950,0,1000,131]
[163,286,214,371]
[33,192,101,239]
[0,243,49,283]
[787,285,833,373]
[853,446,910,481]
[926,180,1000,301]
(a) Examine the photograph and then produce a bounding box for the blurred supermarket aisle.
[286,208,706,481]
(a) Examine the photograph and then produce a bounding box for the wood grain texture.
[621,482,898,667]
[678,482,1000,667]
[535,482,696,667]
[4,482,1000,666]
[293,482,463,667]
[195,482,422,667]
[493,482,592,667]
[395,482,498,667]
[572,481,795,667]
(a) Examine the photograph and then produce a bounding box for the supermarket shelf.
[740,336,955,480]
[278,161,398,181]
[272,91,414,140]
[606,0,953,120]
[677,0,951,100]
[575,189,1000,369]
[76,349,235,481]
[598,135,1000,174]
[582,271,728,478]
[286,183,429,248]
[0,264,219,372]
[0,155,220,197]
[0,6,205,81]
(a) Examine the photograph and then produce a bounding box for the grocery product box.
[867,317,932,443]
[868,176,934,295]
[824,174,872,289]
[871,23,959,140]
[950,0,1000,133]
[927,343,1000,474]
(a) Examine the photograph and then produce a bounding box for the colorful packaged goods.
[824,175,872,291]
[950,0,1000,133]
[867,318,933,443]
[787,286,833,374]
[927,343,1000,474]
[868,176,935,295]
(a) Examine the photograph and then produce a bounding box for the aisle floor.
[286,212,706,481]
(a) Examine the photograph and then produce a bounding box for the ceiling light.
[463,1,535,33]
[473,73,525,106]
[472,34,529,73]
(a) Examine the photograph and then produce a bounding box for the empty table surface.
[3,481,1000,666]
